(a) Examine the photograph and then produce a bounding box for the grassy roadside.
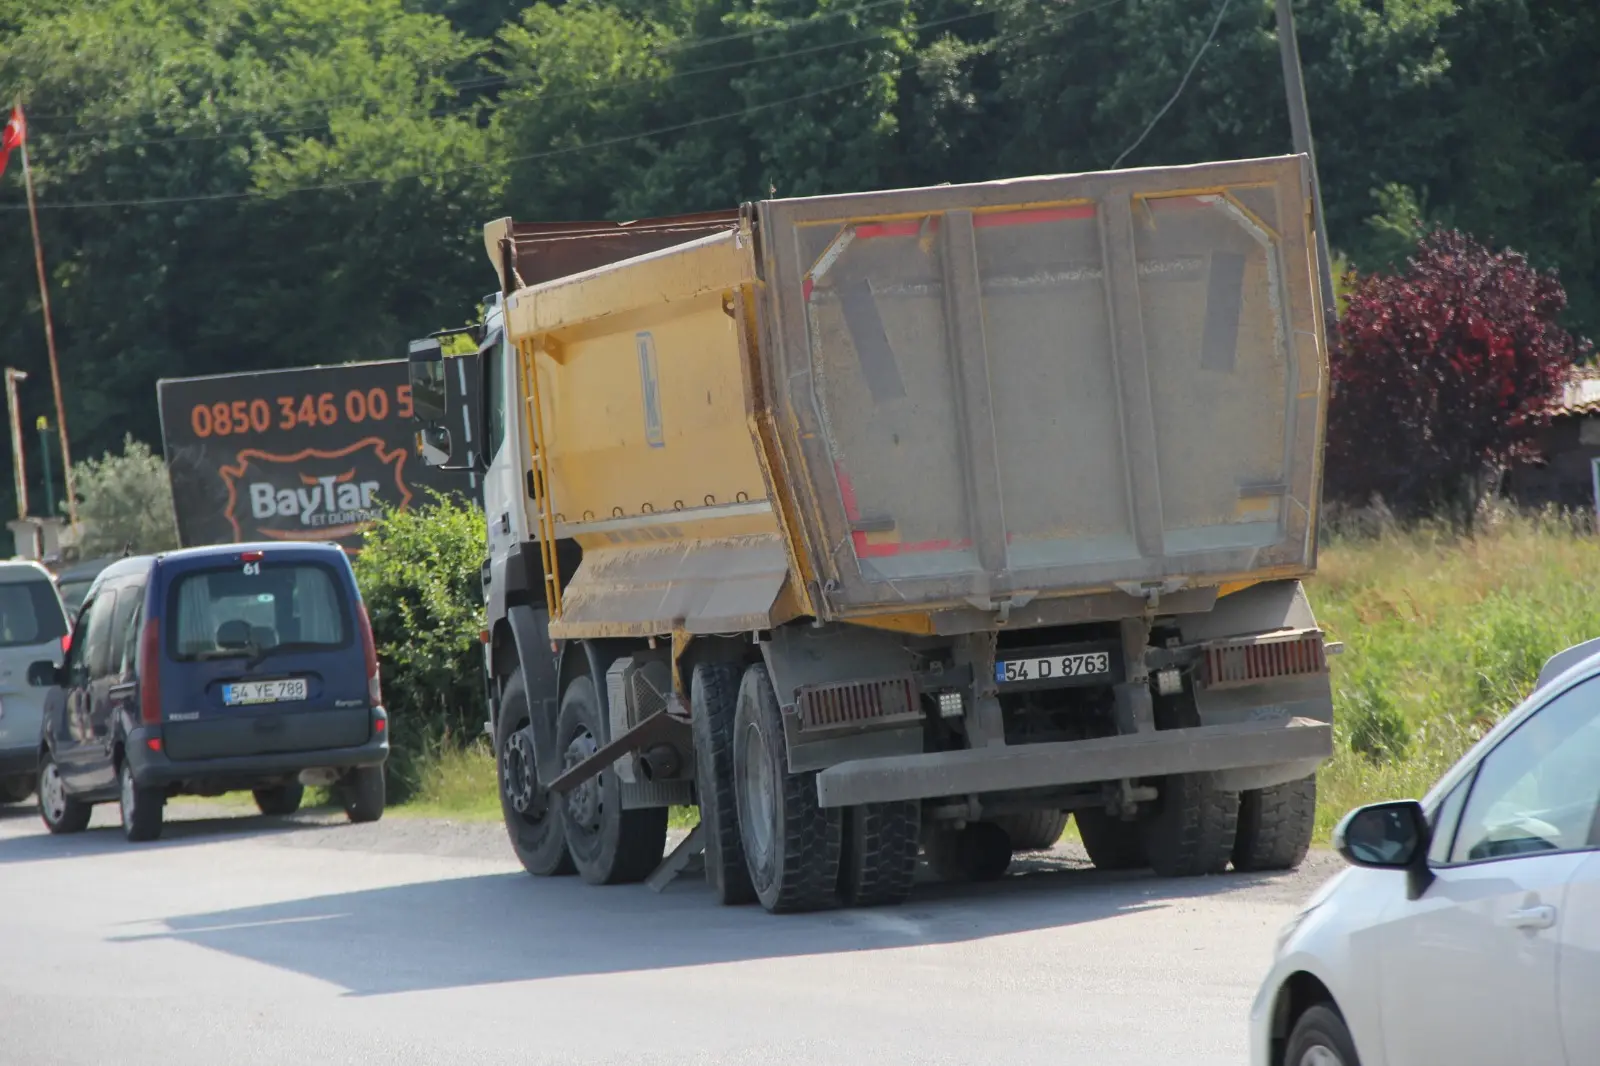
[398,513,1600,845]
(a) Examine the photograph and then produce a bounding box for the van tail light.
[139,616,162,725]
[358,603,383,706]
[60,632,71,656]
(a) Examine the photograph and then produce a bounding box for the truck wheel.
[1232,774,1316,872]
[497,672,574,877]
[556,675,668,885]
[1074,808,1148,871]
[991,809,1069,852]
[38,751,91,835]
[0,775,33,804]
[1141,773,1238,877]
[341,767,385,824]
[119,761,165,843]
[692,661,756,905]
[732,663,841,913]
[838,802,920,907]
[925,822,1013,882]
[253,783,304,817]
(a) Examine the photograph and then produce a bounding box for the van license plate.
[223,679,309,706]
[995,653,1111,684]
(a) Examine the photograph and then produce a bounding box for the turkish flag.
[0,106,25,178]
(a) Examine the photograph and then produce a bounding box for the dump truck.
[408,155,1337,914]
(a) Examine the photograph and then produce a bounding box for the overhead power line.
[3,0,1120,212]
[37,3,1003,152]
[22,0,933,133]
[1111,0,1233,170]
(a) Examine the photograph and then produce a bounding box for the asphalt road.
[0,799,1339,1066]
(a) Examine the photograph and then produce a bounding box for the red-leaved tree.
[1324,229,1591,526]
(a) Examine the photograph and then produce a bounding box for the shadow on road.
[0,809,343,859]
[98,848,1313,997]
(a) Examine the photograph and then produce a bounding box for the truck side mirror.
[416,425,454,467]
[407,337,448,423]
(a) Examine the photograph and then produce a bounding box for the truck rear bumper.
[813,716,1332,808]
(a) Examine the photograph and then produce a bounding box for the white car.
[0,560,72,804]
[1251,641,1600,1066]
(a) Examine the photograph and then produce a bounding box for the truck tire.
[341,766,385,824]
[991,809,1069,852]
[924,822,1013,882]
[732,663,841,913]
[0,775,33,804]
[691,661,756,905]
[1141,773,1239,878]
[555,675,668,885]
[1074,808,1148,871]
[838,802,920,907]
[497,671,575,877]
[1232,774,1316,872]
[253,782,304,817]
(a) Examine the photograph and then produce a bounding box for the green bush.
[352,493,485,799]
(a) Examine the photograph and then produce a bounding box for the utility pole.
[4,368,28,519]
[17,107,78,527]
[1274,0,1338,325]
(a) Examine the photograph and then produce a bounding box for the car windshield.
[170,563,348,661]
[0,578,69,648]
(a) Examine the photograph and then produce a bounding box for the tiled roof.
[1551,367,1600,417]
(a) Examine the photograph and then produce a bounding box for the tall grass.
[1311,507,1600,837]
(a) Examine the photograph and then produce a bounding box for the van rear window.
[169,563,349,660]
[0,579,68,648]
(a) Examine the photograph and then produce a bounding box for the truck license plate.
[995,653,1111,684]
[223,679,309,706]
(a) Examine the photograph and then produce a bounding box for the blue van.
[29,542,389,842]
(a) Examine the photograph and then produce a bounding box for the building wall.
[1506,416,1600,512]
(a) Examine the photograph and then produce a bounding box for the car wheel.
[120,761,165,843]
[253,782,305,817]
[1285,1004,1361,1066]
[340,766,385,824]
[38,752,91,835]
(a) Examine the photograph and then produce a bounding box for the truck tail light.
[139,615,162,725]
[358,603,383,706]
[1201,631,1327,690]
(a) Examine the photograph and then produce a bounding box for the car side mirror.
[1334,799,1434,900]
[27,660,60,687]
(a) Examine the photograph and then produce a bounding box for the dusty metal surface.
[813,715,1333,807]
[549,533,793,639]
[753,155,1328,621]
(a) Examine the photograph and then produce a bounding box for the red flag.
[0,106,25,178]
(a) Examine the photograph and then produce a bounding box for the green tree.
[72,435,180,556]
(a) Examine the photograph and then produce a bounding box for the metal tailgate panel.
[756,156,1325,615]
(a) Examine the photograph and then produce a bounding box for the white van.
[0,560,71,803]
